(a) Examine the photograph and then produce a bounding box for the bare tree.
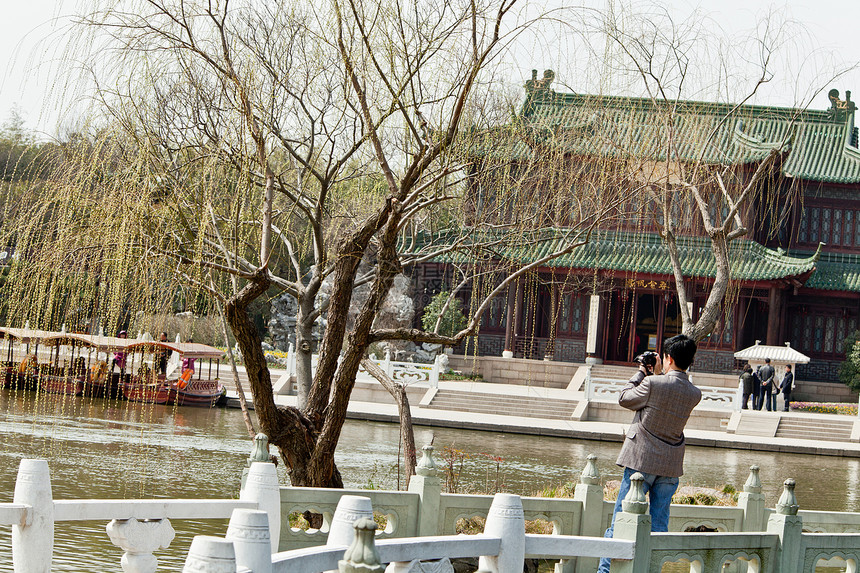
[1,0,632,488]
[580,5,839,342]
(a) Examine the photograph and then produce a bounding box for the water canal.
[0,387,856,570]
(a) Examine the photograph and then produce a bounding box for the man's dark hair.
[663,334,697,370]
[786,364,791,371]
[765,358,771,364]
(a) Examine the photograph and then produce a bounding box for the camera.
[634,351,658,372]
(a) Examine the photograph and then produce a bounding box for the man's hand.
[639,355,663,376]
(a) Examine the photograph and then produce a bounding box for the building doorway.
[604,289,683,362]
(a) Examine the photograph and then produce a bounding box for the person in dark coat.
[780,364,794,412]
[758,358,776,411]
[752,365,762,410]
[740,364,754,409]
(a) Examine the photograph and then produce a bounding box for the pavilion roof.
[411,228,821,282]
[796,251,860,291]
[470,75,860,184]
[734,342,811,364]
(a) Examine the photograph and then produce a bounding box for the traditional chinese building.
[411,73,860,382]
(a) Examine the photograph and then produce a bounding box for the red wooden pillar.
[766,285,785,346]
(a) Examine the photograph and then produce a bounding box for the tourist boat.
[37,333,98,396]
[121,371,176,404]
[86,332,134,398]
[0,327,55,391]
[173,341,226,407]
[123,340,225,407]
[0,327,25,388]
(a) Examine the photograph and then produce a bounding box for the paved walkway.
[223,374,860,458]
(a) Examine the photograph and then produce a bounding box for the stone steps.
[775,418,854,441]
[427,389,578,420]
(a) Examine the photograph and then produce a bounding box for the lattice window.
[834,210,842,245]
[799,212,808,243]
[791,309,856,358]
[855,212,860,246]
[557,293,587,336]
[810,208,820,242]
[560,296,570,332]
[483,293,507,331]
[722,311,733,344]
[813,316,824,353]
[825,316,836,353]
[845,211,853,246]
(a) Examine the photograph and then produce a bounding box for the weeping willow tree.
[0,0,644,488]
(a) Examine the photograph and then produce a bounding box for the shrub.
[840,330,860,392]
[421,291,467,338]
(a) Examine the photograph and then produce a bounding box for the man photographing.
[597,334,702,573]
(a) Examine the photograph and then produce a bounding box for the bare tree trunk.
[225,270,343,488]
[216,299,256,438]
[361,358,417,486]
[294,295,316,410]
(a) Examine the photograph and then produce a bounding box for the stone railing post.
[183,536,238,573]
[735,380,744,411]
[288,343,296,378]
[572,454,603,573]
[738,465,766,531]
[106,518,175,573]
[407,445,441,536]
[12,458,54,573]
[584,366,593,401]
[327,495,375,573]
[227,508,272,573]
[478,493,525,573]
[766,478,802,573]
[431,355,443,388]
[241,433,273,492]
[240,461,281,553]
[339,518,384,573]
[383,349,394,378]
[609,473,650,573]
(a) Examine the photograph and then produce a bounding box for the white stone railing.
[584,368,742,411]
[9,436,860,573]
[187,475,860,573]
[0,454,281,573]
[184,493,636,573]
[277,346,444,388]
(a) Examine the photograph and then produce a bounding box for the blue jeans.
[597,467,679,573]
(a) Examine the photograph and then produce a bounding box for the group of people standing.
[739,358,794,412]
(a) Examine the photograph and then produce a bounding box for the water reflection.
[0,388,857,571]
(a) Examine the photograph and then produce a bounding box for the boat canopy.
[40,333,99,348]
[125,341,225,359]
[0,327,56,343]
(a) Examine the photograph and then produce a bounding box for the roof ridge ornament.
[525,69,555,99]
[828,89,856,122]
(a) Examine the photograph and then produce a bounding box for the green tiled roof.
[802,251,860,291]
[414,229,820,281]
[471,81,860,184]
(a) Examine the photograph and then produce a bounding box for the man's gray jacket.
[615,369,702,477]
[759,364,775,389]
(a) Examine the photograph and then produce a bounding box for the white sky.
[0,0,858,139]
